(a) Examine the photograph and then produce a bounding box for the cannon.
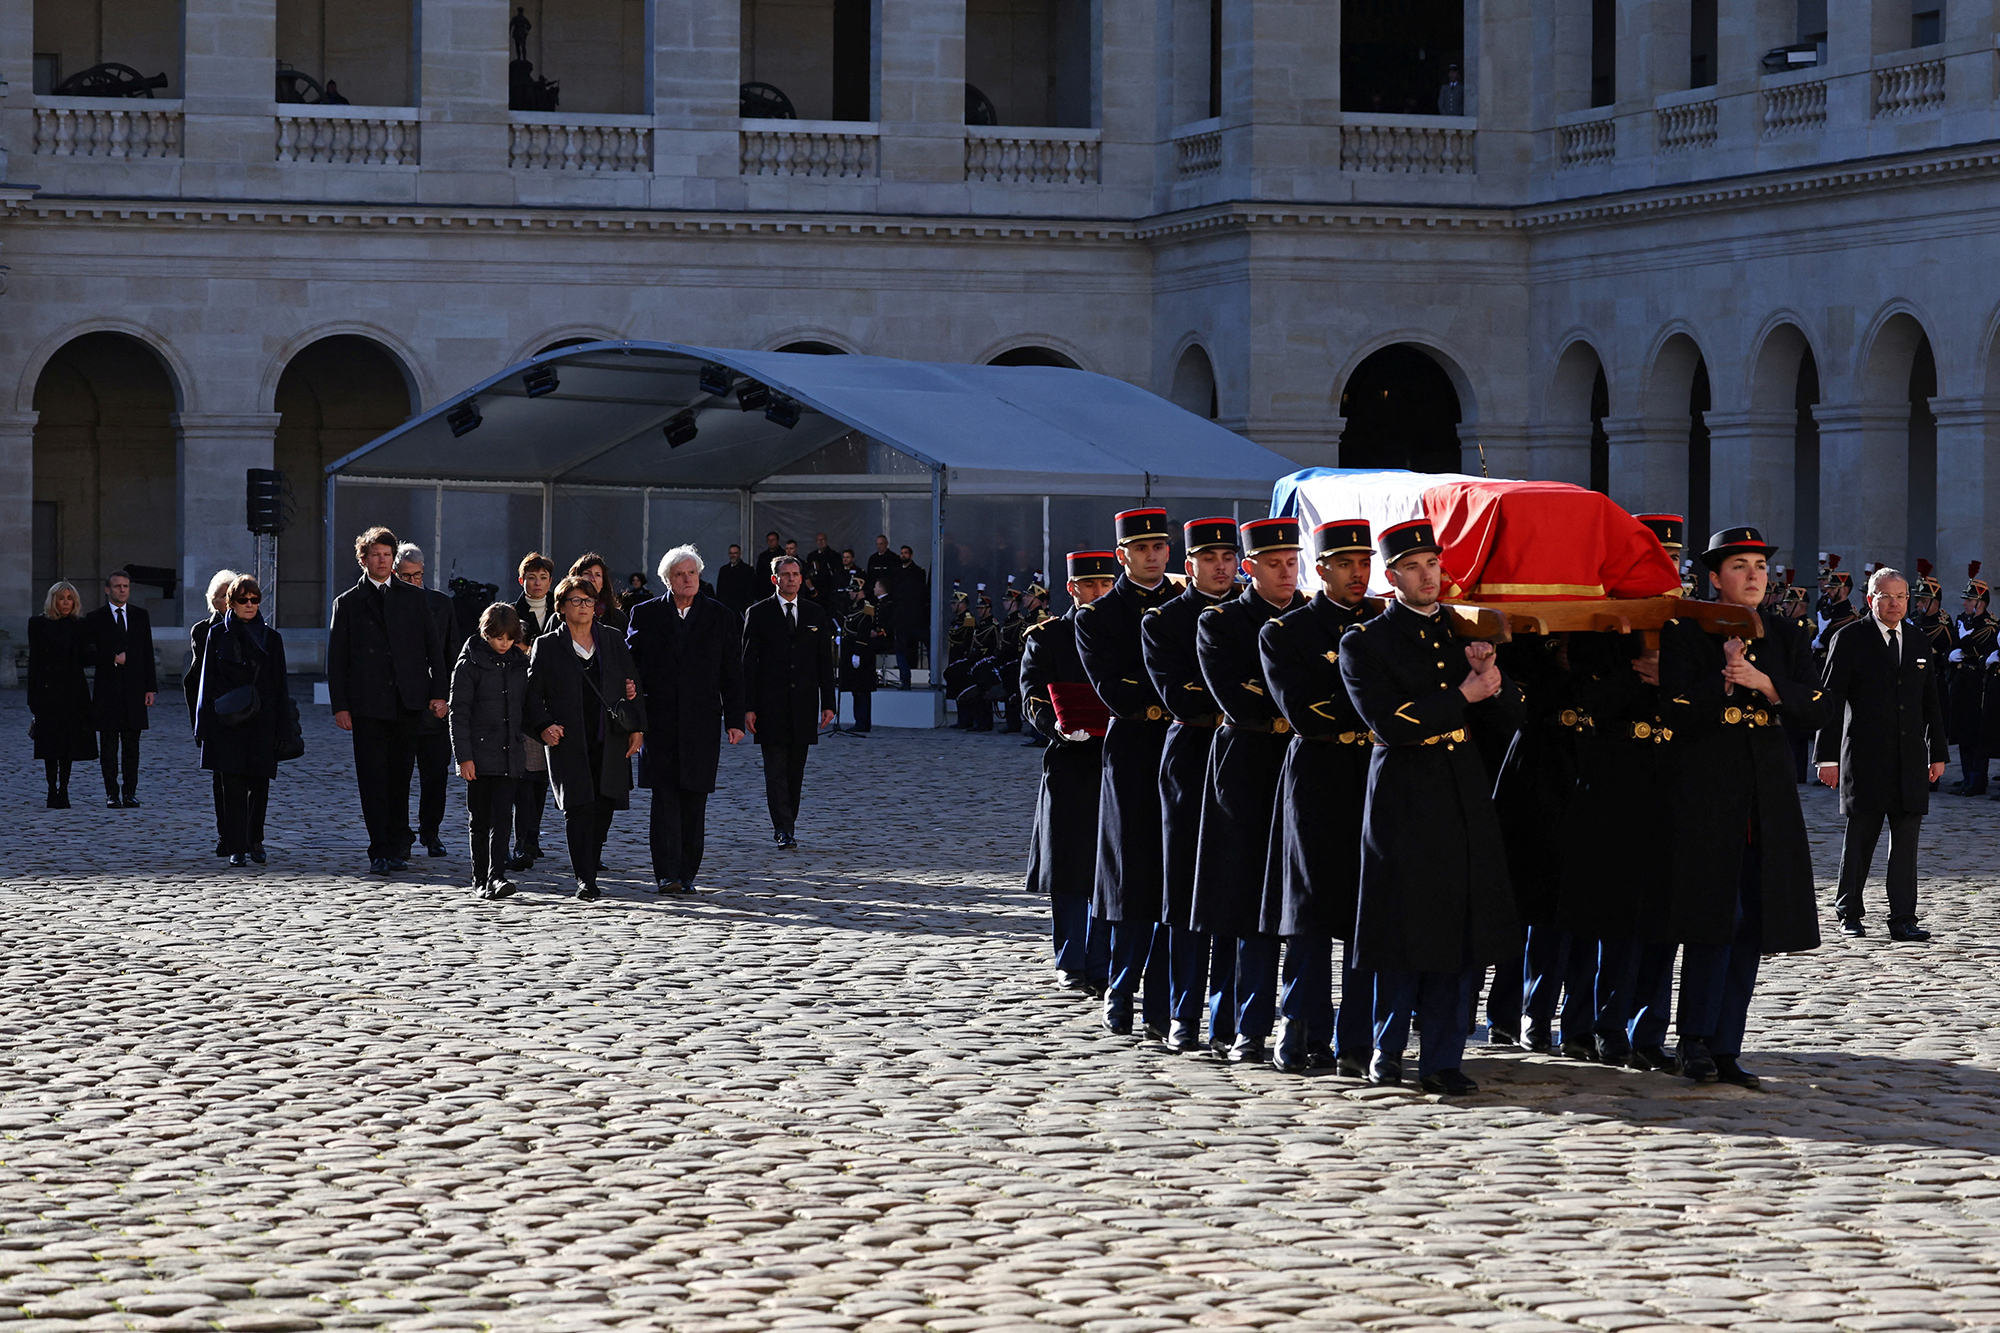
[52,63,170,98]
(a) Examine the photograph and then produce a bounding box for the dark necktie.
[786,602,796,630]
[114,607,126,634]
[1890,628,1900,660]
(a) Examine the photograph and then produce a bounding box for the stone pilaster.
[1931,396,2000,582]
[1458,422,1530,480]
[1600,414,1689,519]
[652,0,743,201]
[177,413,281,627]
[876,0,965,192]
[1813,401,1911,569]
[1703,408,1798,554]
[417,0,513,202]
[0,411,35,629]
[179,0,277,191]
[1526,422,1592,488]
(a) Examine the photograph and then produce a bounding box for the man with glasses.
[84,570,158,808]
[395,544,461,860]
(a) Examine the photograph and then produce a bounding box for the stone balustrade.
[1338,115,1476,174]
[964,128,1100,185]
[1656,99,1718,153]
[275,108,420,166]
[1874,58,1946,118]
[1559,115,1615,169]
[1172,121,1221,179]
[33,101,183,159]
[739,121,879,178]
[1761,79,1828,136]
[508,115,652,172]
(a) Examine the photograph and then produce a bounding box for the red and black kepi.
[1312,518,1372,560]
[1067,550,1119,581]
[1241,517,1302,555]
[1183,516,1238,554]
[1635,513,1686,550]
[1378,518,1441,563]
[1114,507,1171,546]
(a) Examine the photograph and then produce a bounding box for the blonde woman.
[188,569,239,853]
[27,582,97,808]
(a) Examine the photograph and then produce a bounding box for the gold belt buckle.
[1631,721,1652,740]
[1723,705,1743,725]
[1752,709,1770,727]
[1558,708,1580,728]
[1145,705,1164,721]
[1272,718,1291,735]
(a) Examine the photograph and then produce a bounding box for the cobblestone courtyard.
[2,693,2000,1333]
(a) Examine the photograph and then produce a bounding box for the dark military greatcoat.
[1340,600,1525,974]
[1259,593,1372,939]
[1659,613,1828,953]
[1140,586,1228,928]
[1189,586,1306,938]
[1021,611,1103,900]
[1490,636,1583,927]
[1075,573,1177,922]
[1948,611,1995,745]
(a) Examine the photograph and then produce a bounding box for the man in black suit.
[327,526,449,875]
[396,543,460,858]
[628,545,747,892]
[715,544,762,616]
[754,531,784,583]
[84,570,158,807]
[865,534,901,592]
[742,556,836,848]
[890,546,930,689]
[805,532,843,615]
[1816,567,1949,942]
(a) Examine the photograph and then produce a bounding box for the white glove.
[1987,651,1999,668]
[1950,649,1965,663]
[1062,729,1091,742]
[1816,613,1831,634]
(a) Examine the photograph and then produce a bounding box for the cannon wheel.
[52,62,168,98]
[965,83,998,126]
[275,62,326,105]
[739,82,796,120]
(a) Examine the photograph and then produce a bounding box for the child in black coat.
[449,603,531,898]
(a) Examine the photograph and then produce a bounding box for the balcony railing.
[965,127,1100,185]
[739,121,879,178]
[1657,99,1718,153]
[1558,115,1615,168]
[33,99,183,159]
[1339,115,1476,174]
[276,106,420,165]
[509,113,652,172]
[1874,57,1946,118]
[1172,120,1222,178]
[1761,79,1828,136]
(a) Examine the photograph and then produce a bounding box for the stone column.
[0,412,35,633]
[652,0,742,201]
[1601,414,1687,519]
[417,0,514,202]
[1813,401,1909,569]
[1228,0,1341,199]
[177,413,281,627]
[1249,417,1341,471]
[1931,396,2000,583]
[876,0,965,190]
[1458,423,1530,481]
[179,0,278,191]
[1526,422,1592,487]
[0,0,28,183]
[1703,409,1796,552]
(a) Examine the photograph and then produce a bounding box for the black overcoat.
[522,627,648,813]
[1947,611,1995,744]
[1260,593,1371,940]
[1490,637,1581,927]
[1140,586,1227,927]
[890,563,930,637]
[511,595,556,641]
[417,588,459,736]
[27,616,98,761]
[83,602,157,731]
[838,607,878,694]
[185,612,223,727]
[627,594,746,792]
[1659,613,1827,953]
[1190,586,1306,938]
[741,596,836,747]
[448,636,531,778]
[327,576,448,720]
[1813,618,1946,817]
[1021,611,1103,899]
[195,616,289,779]
[714,561,763,616]
[1075,573,1176,923]
[1340,600,1525,974]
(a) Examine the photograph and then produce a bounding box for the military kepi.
[1965,561,1989,601]
[1378,518,1442,563]
[1183,516,1239,554]
[1067,550,1119,580]
[1114,507,1171,545]
[1635,513,1686,550]
[1700,526,1779,569]
[1240,517,1302,555]
[1312,518,1372,559]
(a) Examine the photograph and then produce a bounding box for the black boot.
[43,760,59,809]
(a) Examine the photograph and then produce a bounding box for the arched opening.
[1340,0,1465,114]
[776,341,848,355]
[1856,311,1933,569]
[1546,339,1606,489]
[1589,369,1611,492]
[1909,334,1938,571]
[989,346,1081,369]
[30,332,180,621]
[1794,349,1821,568]
[33,0,181,96]
[538,336,603,354]
[1687,357,1711,547]
[274,337,414,626]
[1339,344,1463,474]
[276,0,412,106]
[1170,345,1218,419]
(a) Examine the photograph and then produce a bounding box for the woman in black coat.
[28,581,97,808]
[187,569,238,852]
[450,603,531,900]
[196,577,289,866]
[524,575,647,902]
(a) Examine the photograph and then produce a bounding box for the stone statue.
[511,7,532,63]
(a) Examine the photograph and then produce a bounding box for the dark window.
[1590,0,1615,106]
[1912,7,1942,46]
[1339,346,1462,474]
[1689,0,1717,88]
[1588,368,1610,494]
[1340,0,1464,115]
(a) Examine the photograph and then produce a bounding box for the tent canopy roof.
[326,341,1299,495]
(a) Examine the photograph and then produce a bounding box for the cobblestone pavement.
[3,690,2000,1333]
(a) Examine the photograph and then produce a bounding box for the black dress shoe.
[1714,1056,1761,1090]
[656,879,685,894]
[506,853,536,872]
[1307,1047,1339,1070]
[1227,1034,1269,1064]
[1207,1034,1235,1056]
[1889,921,1931,942]
[388,857,411,872]
[369,857,393,876]
[1678,1038,1720,1082]
[1272,1020,1308,1073]
[485,877,517,899]
[573,882,601,902]
[1628,1043,1676,1073]
[1142,1022,1167,1043]
[105,796,122,809]
[1487,1026,1519,1047]
[1054,969,1091,993]
[228,853,249,867]
[51,792,70,810]
[1839,918,1867,938]
[249,846,267,865]
[1337,1054,1369,1079]
[1161,1021,1202,1053]
[1595,1034,1632,1065]
[1419,1068,1480,1096]
[1102,990,1133,1036]
[1559,1038,1596,1062]
[424,839,447,858]
[121,796,139,807]
[1367,1053,1403,1086]
[1520,1022,1553,1053]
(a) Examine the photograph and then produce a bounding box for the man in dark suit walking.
[396,543,460,858]
[84,569,158,807]
[1816,567,1949,942]
[328,526,449,876]
[628,545,747,892]
[742,555,836,849]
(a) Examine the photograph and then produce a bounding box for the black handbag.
[274,694,305,761]
[214,662,262,727]
[582,662,642,733]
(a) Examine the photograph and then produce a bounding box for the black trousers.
[218,774,270,856]
[564,796,616,886]
[649,786,709,885]
[352,712,420,861]
[466,775,517,886]
[760,742,811,835]
[512,771,550,855]
[98,728,140,797]
[850,689,872,732]
[1835,810,1922,924]
[896,633,924,687]
[416,730,452,842]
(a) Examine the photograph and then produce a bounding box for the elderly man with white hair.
[625,544,747,893]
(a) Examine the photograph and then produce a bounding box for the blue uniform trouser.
[1375,968,1474,1077]
[1105,920,1171,1031]
[1484,946,1524,1036]
[1278,934,1333,1046]
[1523,926,1598,1044]
[1204,933,1237,1044]
[1959,740,1988,792]
[1233,936,1282,1042]
[1596,938,1676,1047]
[1052,894,1108,983]
[1338,961,1376,1060]
[1676,845,1763,1060]
[1165,925,1214,1031]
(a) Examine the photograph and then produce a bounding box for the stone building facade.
[2,0,1999,630]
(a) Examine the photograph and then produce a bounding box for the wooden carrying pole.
[1440,596,1763,648]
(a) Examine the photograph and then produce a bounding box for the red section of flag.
[1048,682,1112,737]
[1419,480,1682,601]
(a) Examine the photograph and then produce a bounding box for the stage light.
[765,396,801,429]
[522,365,560,398]
[699,363,735,397]
[447,400,482,437]
[663,409,698,448]
[736,380,770,411]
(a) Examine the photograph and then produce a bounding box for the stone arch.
[1168,342,1218,419]
[1331,331,1484,426]
[1639,325,1706,420]
[262,322,429,415]
[1858,306,1934,404]
[763,329,863,354]
[989,345,1083,369]
[1338,342,1465,474]
[977,335,1091,371]
[774,340,850,355]
[18,318,192,414]
[1545,336,1609,491]
[509,328,622,365]
[1747,319,1817,414]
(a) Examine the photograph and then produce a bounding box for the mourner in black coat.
[1192,525,1307,1066]
[1140,524,1238,1054]
[1259,518,1378,1076]
[396,549,460,858]
[328,530,450,872]
[83,573,158,806]
[523,586,648,900]
[889,554,931,688]
[1074,509,1178,1037]
[449,612,531,898]
[741,562,837,848]
[1340,520,1523,1095]
[1946,570,1994,793]
[838,589,878,733]
[715,550,763,616]
[27,589,97,807]
[1814,577,1948,940]
[1659,527,1829,1087]
[1022,553,1118,993]
[188,598,232,847]
[195,597,290,864]
[508,555,559,869]
[629,556,747,891]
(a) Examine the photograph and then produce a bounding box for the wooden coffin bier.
[1439,596,1764,646]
